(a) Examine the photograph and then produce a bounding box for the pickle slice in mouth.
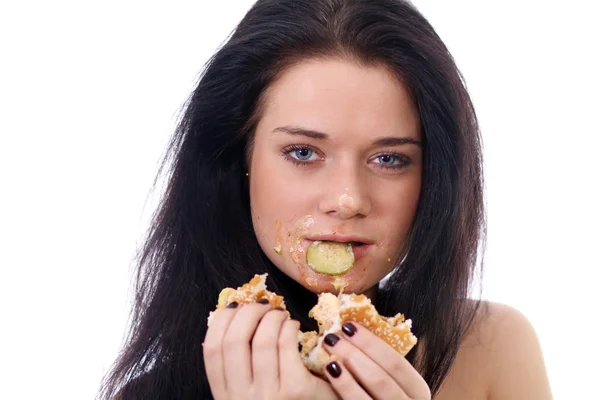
[306,240,355,276]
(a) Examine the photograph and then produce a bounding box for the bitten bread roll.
[207,274,288,326]
[300,292,417,376]
[207,274,418,377]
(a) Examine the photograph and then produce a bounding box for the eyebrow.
[273,126,422,147]
[273,126,328,140]
[372,136,422,147]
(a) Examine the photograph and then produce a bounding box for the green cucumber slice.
[306,241,354,276]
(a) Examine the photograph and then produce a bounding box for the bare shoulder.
[479,302,552,399]
[438,301,553,400]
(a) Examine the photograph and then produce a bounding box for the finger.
[340,322,430,399]
[252,308,289,393]
[324,333,407,400]
[279,320,342,400]
[323,359,371,400]
[202,303,240,398]
[222,302,273,397]
[278,319,309,384]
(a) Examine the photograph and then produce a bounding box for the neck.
[361,284,379,303]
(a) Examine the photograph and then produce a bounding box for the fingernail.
[342,323,357,337]
[258,298,270,304]
[298,342,303,352]
[226,302,239,309]
[326,361,342,378]
[324,333,340,347]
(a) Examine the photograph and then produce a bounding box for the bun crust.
[339,294,416,356]
[207,274,288,326]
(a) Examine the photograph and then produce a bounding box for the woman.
[100,0,552,399]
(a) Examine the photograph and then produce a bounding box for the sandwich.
[207,273,417,377]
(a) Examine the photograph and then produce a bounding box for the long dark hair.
[99,0,485,398]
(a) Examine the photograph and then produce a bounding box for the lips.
[350,243,371,259]
[306,234,373,245]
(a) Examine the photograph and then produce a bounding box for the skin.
[435,302,553,399]
[249,58,422,297]
[203,59,553,399]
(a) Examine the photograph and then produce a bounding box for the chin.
[290,261,379,297]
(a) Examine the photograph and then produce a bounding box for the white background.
[1,1,598,399]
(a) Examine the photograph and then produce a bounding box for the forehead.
[257,58,421,140]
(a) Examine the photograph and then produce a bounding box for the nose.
[318,166,372,219]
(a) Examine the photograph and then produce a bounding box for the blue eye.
[281,144,322,166]
[377,154,398,165]
[294,148,314,161]
[370,153,410,171]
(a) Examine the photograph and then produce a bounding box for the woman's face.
[248,58,422,297]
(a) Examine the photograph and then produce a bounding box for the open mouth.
[317,240,369,251]
[302,233,374,268]
[305,239,368,248]
[348,242,371,259]
[348,241,365,247]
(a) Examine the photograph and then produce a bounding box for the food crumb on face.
[290,215,314,263]
[295,215,315,230]
[338,193,355,211]
[333,277,348,294]
[306,276,319,287]
[274,220,282,255]
[291,247,305,263]
[387,257,391,263]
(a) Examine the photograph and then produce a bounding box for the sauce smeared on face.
[273,214,387,296]
[305,276,319,288]
[273,220,282,254]
[338,193,355,211]
[289,215,314,263]
[333,277,348,293]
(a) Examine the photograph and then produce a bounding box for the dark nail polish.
[258,298,270,304]
[326,361,342,378]
[226,302,239,309]
[342,323,357,337]
[324,333,340,347]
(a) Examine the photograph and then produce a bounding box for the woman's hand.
[203,301,339,400]
[322,322,431,400]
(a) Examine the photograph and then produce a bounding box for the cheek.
[250,158,289,221]
[249,170,277,244]
[249,152,310,248]
[249,146,317,215]
[378,176,422,248]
